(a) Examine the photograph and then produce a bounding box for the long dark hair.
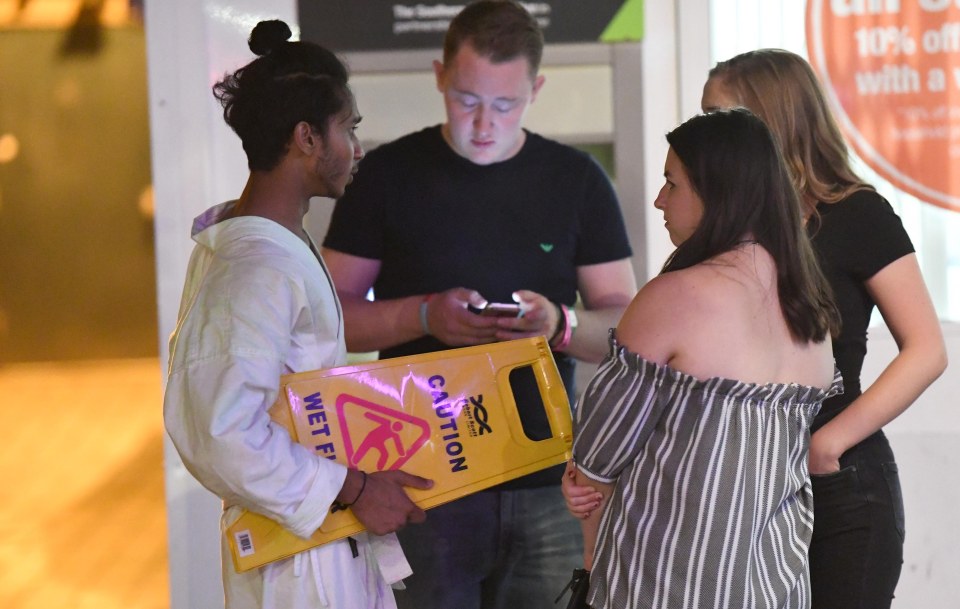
[213,20,352,171]
[664,109,839,342]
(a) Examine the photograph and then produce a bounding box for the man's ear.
[291,121,319,155]
[530,74,546,103]
[433,59,445,92]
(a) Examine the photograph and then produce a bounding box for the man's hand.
[349,470,434,536]
[493,290,561,342]
[424,288,502,346]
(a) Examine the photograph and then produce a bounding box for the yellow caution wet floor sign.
[227,336,572,572]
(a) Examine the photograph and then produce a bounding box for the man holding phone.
[469,301,522,317]
[322,2,636,607]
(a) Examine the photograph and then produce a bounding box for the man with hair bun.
[163,19,432,609]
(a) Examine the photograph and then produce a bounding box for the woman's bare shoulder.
[616,268,715,363]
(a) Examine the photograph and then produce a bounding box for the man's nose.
[473,105,491,128]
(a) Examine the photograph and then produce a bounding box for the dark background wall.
[0,25,156,362]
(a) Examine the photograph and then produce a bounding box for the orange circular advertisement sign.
[806,0,960,212]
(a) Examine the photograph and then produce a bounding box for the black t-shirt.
[809,189,914,432]
[324,125,633,487]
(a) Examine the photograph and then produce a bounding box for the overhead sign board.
[298,1,643,52]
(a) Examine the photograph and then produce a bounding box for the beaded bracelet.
[331,470,367,512]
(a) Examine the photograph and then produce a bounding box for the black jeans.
[809,430,905,609]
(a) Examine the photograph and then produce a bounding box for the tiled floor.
[0,358,169,609]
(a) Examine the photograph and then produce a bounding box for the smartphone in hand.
[468,302,523,318]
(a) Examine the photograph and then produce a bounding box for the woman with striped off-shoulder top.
[564,109,842,609]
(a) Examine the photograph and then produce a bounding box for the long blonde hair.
[708,49,873,218]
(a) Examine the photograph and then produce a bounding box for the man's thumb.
[398,471,434,490]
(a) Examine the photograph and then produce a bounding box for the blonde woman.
[702,49,946,609]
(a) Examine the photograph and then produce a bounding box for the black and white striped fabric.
[573,335,843,609]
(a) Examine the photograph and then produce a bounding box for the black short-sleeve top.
[809,189,915,431]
